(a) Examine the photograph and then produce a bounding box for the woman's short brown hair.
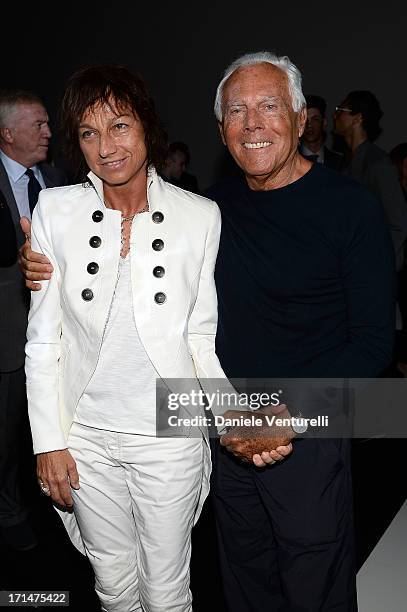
[60,64,167,181]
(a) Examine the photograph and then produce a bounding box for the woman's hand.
[37,449,80,508]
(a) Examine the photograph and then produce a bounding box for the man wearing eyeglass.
[333,90,407,272]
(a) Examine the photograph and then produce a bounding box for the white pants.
[67,422,209,612]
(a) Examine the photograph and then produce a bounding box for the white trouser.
[67,422,208,612]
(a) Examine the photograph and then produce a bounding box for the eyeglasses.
[334,106,353,114]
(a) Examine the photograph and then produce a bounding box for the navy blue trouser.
[210,438,358,612]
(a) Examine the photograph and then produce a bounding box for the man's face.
[218,63,306,187]
[78,100,148,188]
[303,107,326,146]
[7,102,51,167]
[167,150,187,180]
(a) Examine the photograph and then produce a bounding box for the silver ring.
[39,480,50,495]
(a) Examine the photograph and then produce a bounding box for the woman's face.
[78,100,148,188]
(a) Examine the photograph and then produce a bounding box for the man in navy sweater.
[205,52,395,611]
[20,52,395,611]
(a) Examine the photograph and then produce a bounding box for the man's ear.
[0,127,13,144]
[323,117,328,131]
[352,112,363,128]
[218,121,227,146]
[297,106,307,138]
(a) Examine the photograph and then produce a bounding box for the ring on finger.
[39,479,50,495]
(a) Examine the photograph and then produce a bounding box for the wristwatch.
[290,411,308,434]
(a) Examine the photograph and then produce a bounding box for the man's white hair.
[214,51,306,121]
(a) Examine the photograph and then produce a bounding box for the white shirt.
[0,151,46,219]
[74,253,160,435]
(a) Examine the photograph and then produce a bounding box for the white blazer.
[25,168,229,454]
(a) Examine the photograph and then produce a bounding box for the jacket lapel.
[0,159,20,226]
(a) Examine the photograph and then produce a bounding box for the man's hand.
[37,449,80,508]
[19,217,53,291]
[220,404,294,467]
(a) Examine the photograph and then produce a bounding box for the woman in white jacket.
[25,64,227,612]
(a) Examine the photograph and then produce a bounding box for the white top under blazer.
[74,253,160,435]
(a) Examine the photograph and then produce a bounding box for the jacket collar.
[87,166,162,212]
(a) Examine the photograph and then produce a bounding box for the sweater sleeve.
[325,187,396,377]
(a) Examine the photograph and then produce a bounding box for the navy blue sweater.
[207,163,396,381]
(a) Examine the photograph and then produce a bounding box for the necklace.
[120,203,149,258]
[121,213,137,222]
[121,202,149,220]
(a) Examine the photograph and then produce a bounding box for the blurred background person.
[390,142,407,198]
[0,89,67,552]
[390,143,407,376]
[300,94,344,170]
[333,90,407,273]
[161,140,200,193]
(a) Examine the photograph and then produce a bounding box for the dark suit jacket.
[0,159,67,371]
[323,146,345,172]
[300,145,345,172]
[0,195,17,267]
